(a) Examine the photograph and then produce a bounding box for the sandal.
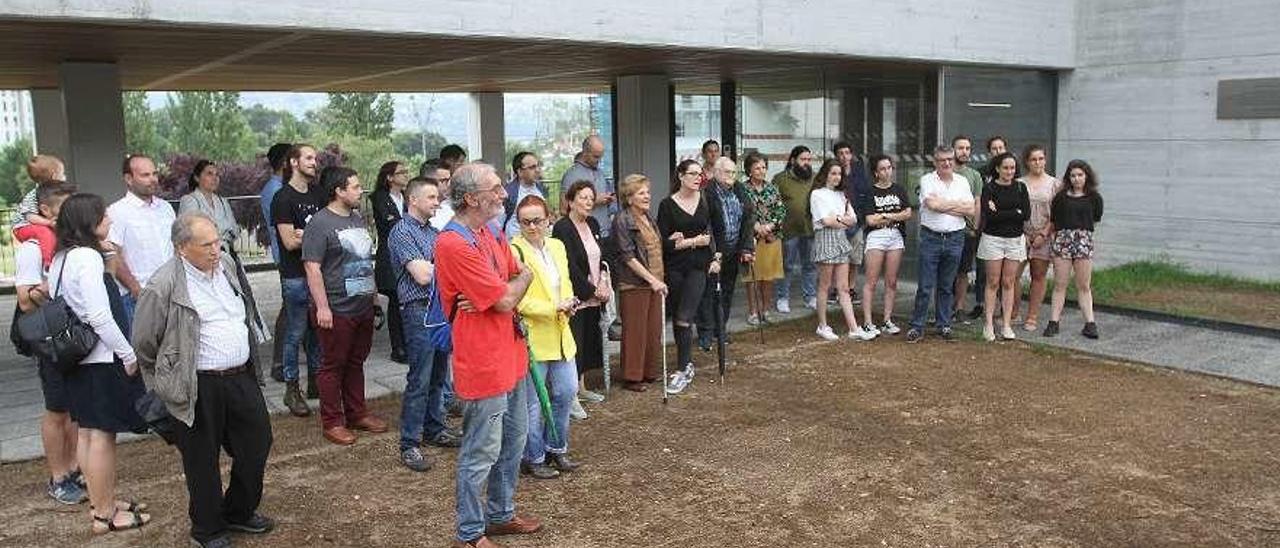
[1023,319,1039,332]
[92,508,150,534]
[91,500,149,513]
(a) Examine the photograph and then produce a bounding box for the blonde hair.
[617,174,651,209]
[26,155,63,184]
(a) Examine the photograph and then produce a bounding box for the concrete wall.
[0,0,1075,69]
[1056,0,1280,280]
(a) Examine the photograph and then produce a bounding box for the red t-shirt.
[436,224,529,400]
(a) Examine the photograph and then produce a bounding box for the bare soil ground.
[3,319,1280,547]
[1109,285,1280,330]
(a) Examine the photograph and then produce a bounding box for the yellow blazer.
[511,235,578,362]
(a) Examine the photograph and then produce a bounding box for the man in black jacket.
[697,157,756,350]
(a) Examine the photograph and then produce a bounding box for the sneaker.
[905,329,923,343]
[401,447,433,472]
[983,325,996,342]
[746,314,761,326]
[848,327,876,341]
[69,468,86,489]
[804,297,818,310]
[683,362,695,381]
[776,299,791,314]
[968,305,985,320]
[569,398,588,420]
[851,289,861,305]
[424,430,462,448]
[48,476,87,505]
[826,295,839,306]
[664,371,690,395]
[579,389,606,403]
[227,513,275,534]
[864,324,882,337]
[815,325,839,341]
[1043,321,1060,337]
[881,321,901,335]
[1001,325,1017,341]
[520,461,560,480]
[1082,322,1099,339]
[939,328,957,342]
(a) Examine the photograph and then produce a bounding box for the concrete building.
[0,0,1275,278]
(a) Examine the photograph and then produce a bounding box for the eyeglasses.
[519,217,547,227]
[934,157,955,164]
[519,164,540,171]
[394,169,410,176]
[684,170,703,177]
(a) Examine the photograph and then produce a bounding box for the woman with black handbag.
[48,193,151,535]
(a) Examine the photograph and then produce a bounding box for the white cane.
[660,297,669,406]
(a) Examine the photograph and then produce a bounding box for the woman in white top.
[48,193,151,534]
[809,159,873,341]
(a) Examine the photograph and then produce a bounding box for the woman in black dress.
[552,180,612,402]
[657,160,720,395]
[50,193,150,534]
[371,160,410,363]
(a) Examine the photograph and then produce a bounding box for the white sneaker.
[665,370,690,395]
[570,397,588,419]
[776,299,791,314]
[804,297,818,310]
[864,324,882,337]
[1001,325,1018,341]
[816,325,839,341]
[579,389,606,403]
[848,327,876,341]
[882,321,901,335]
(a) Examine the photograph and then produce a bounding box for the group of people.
[14,128,1103,547]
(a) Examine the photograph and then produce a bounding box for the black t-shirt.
[1050,192,1104,231]
[980,180,1031,238]
[271,182,328,279]
[656,196,713,273]
[861,183,911,236]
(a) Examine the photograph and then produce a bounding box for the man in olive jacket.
[133,212,274,548]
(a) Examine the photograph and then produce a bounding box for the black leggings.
[666,267,707,368]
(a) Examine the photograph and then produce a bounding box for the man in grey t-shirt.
[560,135,614,236]
[301,166,388,446]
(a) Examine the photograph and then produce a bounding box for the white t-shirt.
[14,240,43,287]
[917,171,973,233]
[107,192,177,294]
[430,200,455,231]
[809,187,851,230]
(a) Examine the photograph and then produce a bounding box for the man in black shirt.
[271,144,327,417]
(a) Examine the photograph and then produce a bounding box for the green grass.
[1088,258,1280,301]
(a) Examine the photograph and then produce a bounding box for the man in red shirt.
[435,163,540,548]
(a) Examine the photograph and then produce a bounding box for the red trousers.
[313,309,374,429]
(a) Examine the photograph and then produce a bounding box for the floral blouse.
[743,179,786,239]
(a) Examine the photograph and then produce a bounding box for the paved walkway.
[2,274,1277,462]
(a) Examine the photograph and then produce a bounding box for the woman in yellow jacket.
[510,195,582,480]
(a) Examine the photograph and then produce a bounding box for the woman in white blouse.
[48,193,151,534]
[809,159,874,342]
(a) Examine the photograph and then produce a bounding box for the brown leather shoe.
[323,426,356,445]
[453,536,504,548]
[484,514,542,537]
[348,414,388,433]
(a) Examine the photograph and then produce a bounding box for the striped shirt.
[182,259,250,371]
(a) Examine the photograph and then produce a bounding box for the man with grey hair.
[906,145,976,343]
[559,135,614,236]
[133,211,274,548]
[435,163,541,547]
[697,156,755,349]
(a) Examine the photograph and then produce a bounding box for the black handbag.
[133,390,179,445]
[15,251,100,374]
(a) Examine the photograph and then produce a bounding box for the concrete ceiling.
[0,19,936,94]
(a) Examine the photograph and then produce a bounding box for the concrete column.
[58,63,127,197]
[467,92,505,177]
[614,74,674,207]
[719,81,737,160]
[30,89,69,160]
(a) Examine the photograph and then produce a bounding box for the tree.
[244,104,312,149]
[0,138,33,206]
[315,93,395,140]
[391,130,447,161]
[162,91,256,162]
[122,92,166,160]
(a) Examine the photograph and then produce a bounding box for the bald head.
[580,135,605,168]
[712,157,738,186]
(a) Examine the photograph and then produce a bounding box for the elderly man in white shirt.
[133,212,273,548]
[906,144,976,343]
[107,154,176,333]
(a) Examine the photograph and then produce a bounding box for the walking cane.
[660,297,669,406]
[712,271,727,384]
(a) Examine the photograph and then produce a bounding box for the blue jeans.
[281,277,319,383]
[910,228,966,331]
[442,358,455,409]
[399,305,450,451]
[120,292,136,338]
[524,359,577,463]
[455,378,528,542]
[776,236,817,303]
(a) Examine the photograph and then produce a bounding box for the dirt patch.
[1108,284,1280,330]
[3,319,1280,547]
